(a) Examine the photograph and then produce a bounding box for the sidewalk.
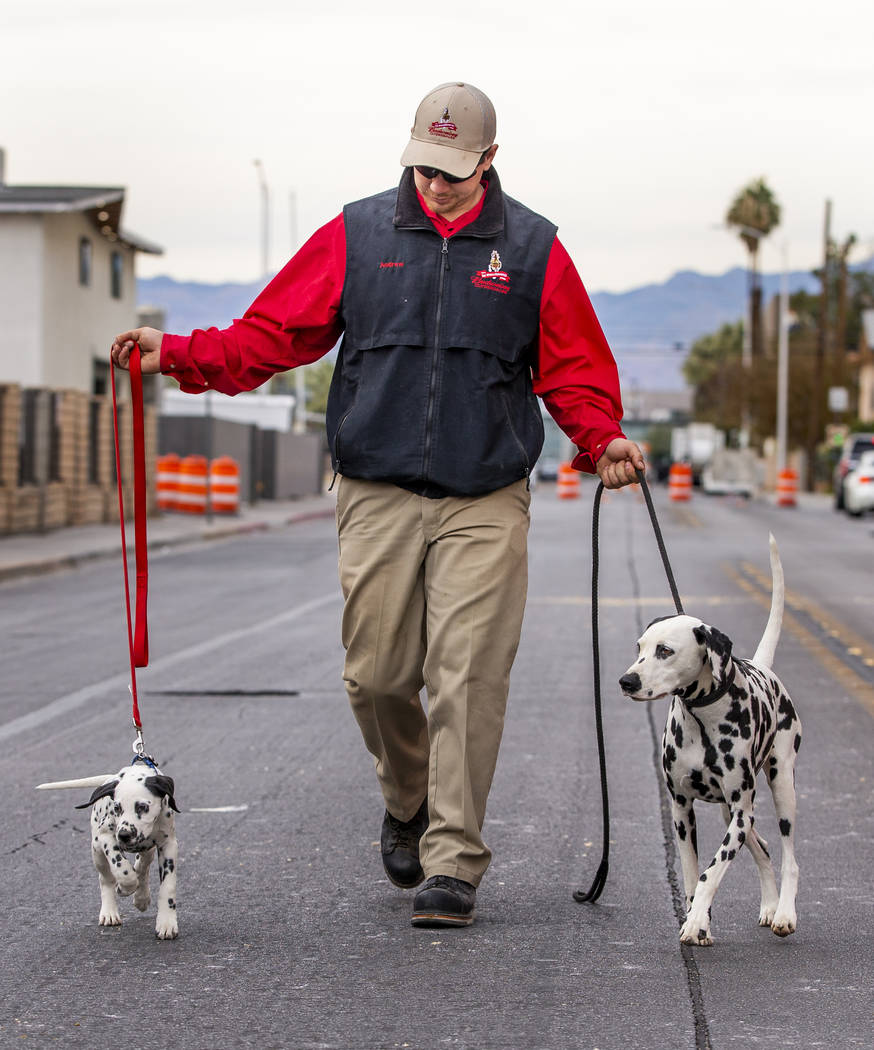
[0,492,337,582]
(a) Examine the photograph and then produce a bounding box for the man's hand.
[110,327,164,374]
[596,438,646,489]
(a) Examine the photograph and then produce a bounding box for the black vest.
[327,167,557,497]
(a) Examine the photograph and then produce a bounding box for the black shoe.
[411,875,476,927]
[381,799,428,889]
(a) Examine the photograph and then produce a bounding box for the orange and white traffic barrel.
[156,452,181,511]
[209,456,240,514]
[177,455,208,514]
[557,461,580,499]
[668,462,693,502]
[776,468,798,507]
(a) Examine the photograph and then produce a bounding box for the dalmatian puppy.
[619,534,801,946]
[37,761,179,939]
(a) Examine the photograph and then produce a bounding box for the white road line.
[189,805,249,813]
[0,592,340,746]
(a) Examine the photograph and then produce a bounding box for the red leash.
[110,348,150,738]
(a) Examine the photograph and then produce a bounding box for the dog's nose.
[117,826,135,844]
[619,672,641,694]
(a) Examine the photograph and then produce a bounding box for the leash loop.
[574,466,682,903]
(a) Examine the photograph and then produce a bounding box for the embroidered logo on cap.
[471,250,510,294]
[428,107,459,140]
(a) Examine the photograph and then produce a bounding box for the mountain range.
[137,260,869,392]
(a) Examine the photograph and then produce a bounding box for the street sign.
[828,386,849,412]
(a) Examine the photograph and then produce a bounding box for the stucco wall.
[42,212,138,392]
[0,214,43,384]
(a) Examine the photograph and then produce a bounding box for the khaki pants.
[336,476,530,886]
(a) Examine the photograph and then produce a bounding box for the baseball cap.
[400,82,497,178]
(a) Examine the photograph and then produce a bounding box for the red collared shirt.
[162,183,625,473]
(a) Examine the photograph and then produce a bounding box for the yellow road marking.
[726,563,874,719]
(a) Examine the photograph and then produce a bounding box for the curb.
[0,506,337,584]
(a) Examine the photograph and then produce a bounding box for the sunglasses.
[414,164,478,184]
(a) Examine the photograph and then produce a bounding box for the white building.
[0,148,162,394]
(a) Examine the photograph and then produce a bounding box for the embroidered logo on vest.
[471,250,510,294]
[428,107,459,140]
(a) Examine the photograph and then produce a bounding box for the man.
[112,81,644,928]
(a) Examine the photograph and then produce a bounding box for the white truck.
[670,423,724,482]
[671,422,758,496]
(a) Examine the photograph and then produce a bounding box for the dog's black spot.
[663,745,676,770]
[730,789,741,803]
[723,753,735,771]
[777,694,796,731]
[676,821,687,840]
[779,818,792,836]
[739,757,755,791]
[675,793,687,806]
[794,733,801,753]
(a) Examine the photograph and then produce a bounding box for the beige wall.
[0,214,44,384]
[41,212,138,392]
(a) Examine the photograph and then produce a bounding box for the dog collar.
[131,753,159,772]
[681,660,737,709]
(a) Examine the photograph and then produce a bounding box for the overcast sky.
[2,0,872,294]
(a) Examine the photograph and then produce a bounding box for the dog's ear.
[694,625,733,685]
[74,779,119,809]
[145,774,180,813]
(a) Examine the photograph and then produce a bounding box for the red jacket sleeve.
[532,238,625,474]
[161,214,346,395]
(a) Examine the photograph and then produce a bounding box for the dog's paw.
[98,907,122,927]
[679,918,713,946]
[758,902,777,927]
[133,890,151,912]
[155,913,178,940]
[770,912,796,937]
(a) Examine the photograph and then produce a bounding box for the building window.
[88,398,101,484]
[18,390,38,485]
[110,250,123,299]
[79,237,92,286]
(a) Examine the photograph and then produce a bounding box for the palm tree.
[726,178,782,360]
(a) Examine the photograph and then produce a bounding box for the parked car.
[834,432,874,510]
[843,449,874,516]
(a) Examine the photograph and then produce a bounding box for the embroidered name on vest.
[379,261,405,269]
[471,250,510,294]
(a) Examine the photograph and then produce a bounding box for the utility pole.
[776,244,790,477]
[807,200,831,490]
[253,159,270,279]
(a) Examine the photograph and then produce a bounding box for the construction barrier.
[557,461,580,500]
[156,452,181,511]
[668,462,693,502]
[776,468,798,507]
[209,456,240,514]
[176,455,208,514]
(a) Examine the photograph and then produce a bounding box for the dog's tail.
[752,533,784,670]
[36,775,116,791]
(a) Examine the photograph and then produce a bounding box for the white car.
[843,449,874,516]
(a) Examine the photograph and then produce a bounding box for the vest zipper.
[422,237,450,477]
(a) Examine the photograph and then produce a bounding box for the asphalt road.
[2,481,872,1049]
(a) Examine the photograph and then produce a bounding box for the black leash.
[573,467,684,903]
